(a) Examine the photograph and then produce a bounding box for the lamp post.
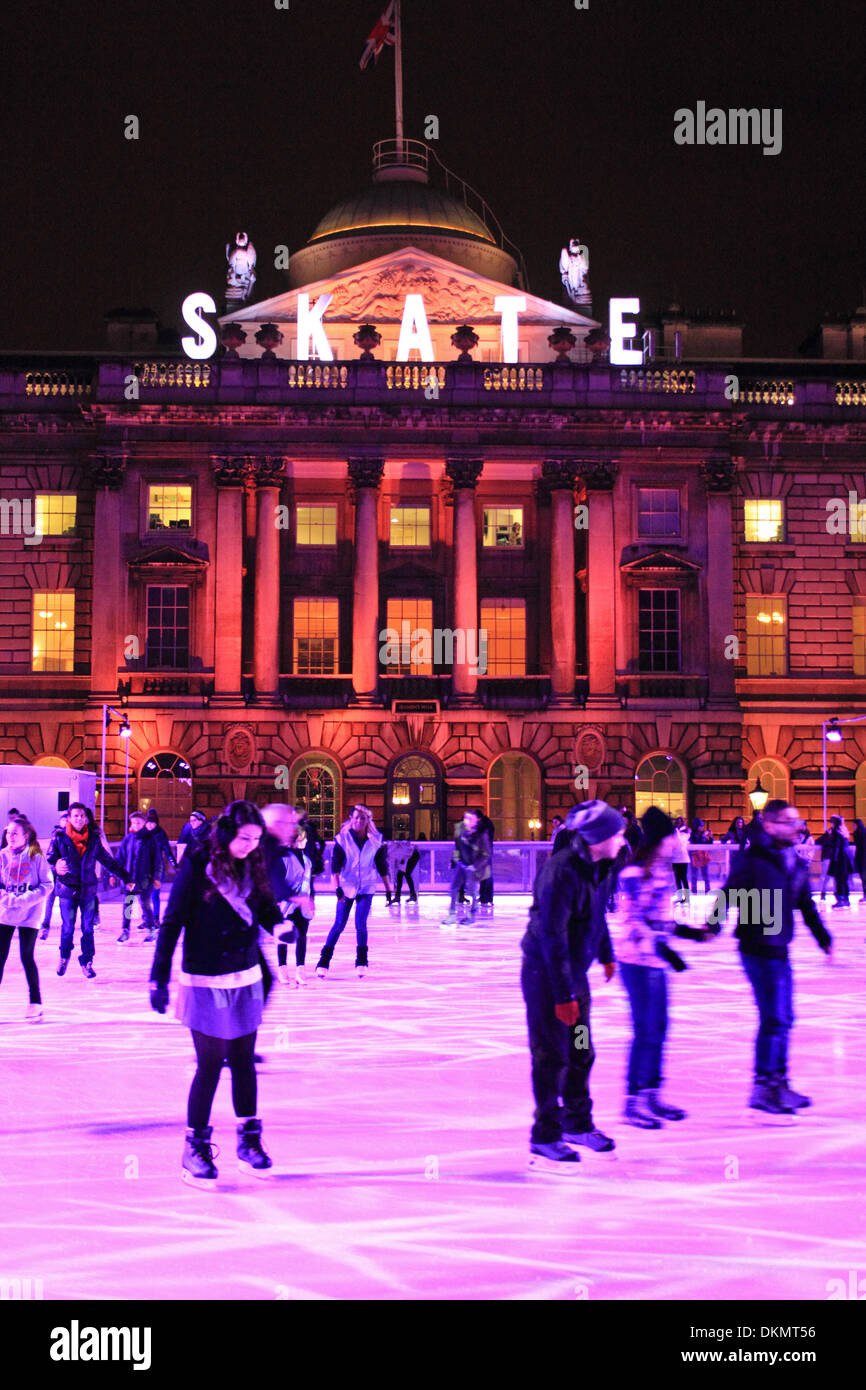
[99,705,132,831]
[749,778,768,813]
[822,714,866,830]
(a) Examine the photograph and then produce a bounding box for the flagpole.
[394,0,404,156]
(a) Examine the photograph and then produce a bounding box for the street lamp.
[749,778,768,813]
[100,706,133,831]
[528,817,542,841]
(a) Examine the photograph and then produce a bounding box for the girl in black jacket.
[149,801,287,1188]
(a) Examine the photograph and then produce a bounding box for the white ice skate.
[25,1003,44,1023]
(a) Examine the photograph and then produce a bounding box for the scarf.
[66,821,90,857]
[205,859,253,926]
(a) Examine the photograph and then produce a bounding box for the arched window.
[387,754,442,840]
[746,758,789,815]
[488,753,541,840]
[139,752,193,838]
[855,762,866,821]
[635,754,687,819]
[33,755,69,768]
[292,755,340,841]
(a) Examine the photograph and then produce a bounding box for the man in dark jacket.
[521,799,626,1170]
[705,798,832,1115]
[115,811,160,943]
[177,810,210,860]
[47,803,131,977]
[441,810,491,926]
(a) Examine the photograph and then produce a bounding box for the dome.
[307,181,496,248]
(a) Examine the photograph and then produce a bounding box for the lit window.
[297,505,337,546]
[744,499,784,543]
[384,599,434,675]
[35,494,77,536]
[390,507,431,547]
[148,485,192,530]
[32,591,74,672]
[294,599,339,674]
[638,590,680,671]
[637,489,680,538]
[854,601,866,677]
[479,598,526,676]
[146,586,190,668]
[482,507,524,547]
[746,595,787,676]
[850,499,866,543]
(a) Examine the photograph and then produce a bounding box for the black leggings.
[187,1029,257,1130]
[0,925,41,1004]
[672,863,689,893]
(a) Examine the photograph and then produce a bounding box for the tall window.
[483,507,524,547]
[293,598,339,674]
[746,595,787,675]
[488,753,541,840]
[384,599,434,675]
[850,497,866,543]
[638,590,680,671]
[32,591,74,672]
[139,752,193,839]
[146,586,190,668]
[744,499,784,543]
[293,758,339,840]
[635,754,686,819]
[390,507,431,547]
[35,494,77,536]
[296,505,337,546]
[148,485,192,530]
[854,600,866,677]
[480,598,525,675]
[637,488,680,538]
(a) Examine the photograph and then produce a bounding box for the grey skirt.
[175,964,264,1039]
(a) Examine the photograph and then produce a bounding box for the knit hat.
[564,800,626,845]
[641,806,675,847]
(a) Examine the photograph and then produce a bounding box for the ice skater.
[521,800,626,1171]
[47,803,131,978]
[261,803,315,988]
[0,814,54,1021]
[614,808,712,1128]
[315,805,392,978]
[386,836,419,908]
[149,800,289,1187]
[115,811,160,943]
[441,809,491,926]
[144,808,177,924]
[704,799,832,1115]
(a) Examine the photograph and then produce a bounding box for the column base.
[211,693,249,707]
[448,692,482,709]
[548,692,581,708]
[585,694,621,710]
[351,692,385,707]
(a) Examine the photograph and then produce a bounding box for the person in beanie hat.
[521,799,626,1172]
[613,807,712,1129]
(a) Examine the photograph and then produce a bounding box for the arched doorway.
[139,752,193,838]
[635,753,687,818]
[488,753,541,840]
[387,754,442,840]
[746,757,789,817]
[292,755,340,841]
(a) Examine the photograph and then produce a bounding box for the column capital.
[579,459,619,492]
[541,458,580,491]
[445,457,483,490]
[255,456,287,488]
[210,455,249,488]
[700,453,736,492]
[347,456,386,491]
[90,453,127,488]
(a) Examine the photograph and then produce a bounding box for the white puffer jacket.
[0,846,54,930]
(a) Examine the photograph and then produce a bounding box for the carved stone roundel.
[225,725,255,773]
[575,727,605,771]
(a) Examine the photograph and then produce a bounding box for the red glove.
[555,1000,580,1026]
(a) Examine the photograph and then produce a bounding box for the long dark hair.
[204,800,272,900]
[5,813,43,859]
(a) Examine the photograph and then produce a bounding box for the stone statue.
[559,238,591,307]
[225,232,257,306]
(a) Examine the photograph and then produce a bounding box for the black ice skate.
[644,1088,687,1121]
[623,1094,662,1129]
[57,957,69,976]
[749,1077,795,1115]
[773,1074,811,1109]
[182,1126,219,1187]
[80,961,96,979]
[237,1118,273,1176]
[562,1127,616,1152]
[529,1140,582,1173]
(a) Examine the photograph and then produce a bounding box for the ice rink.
[2,891,865,1301]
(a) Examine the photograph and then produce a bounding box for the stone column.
[349,457,385,704]
[582,459,619,707]
[445,457,483,704]
[253,457,285,701]
[543,459,579,703]
[211,457,246,699]
[701,453,737,705]
[91,455,127,696]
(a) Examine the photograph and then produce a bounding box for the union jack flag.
[359,1,396,71]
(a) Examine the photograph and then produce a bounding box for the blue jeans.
[740,952,793,1078]
[123,884,156,933]
[620,962,669,1093]
[59,896,98,964]
[318,894,372,967]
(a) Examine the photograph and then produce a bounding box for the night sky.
[6,0,865,356]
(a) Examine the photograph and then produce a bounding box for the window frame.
[743,497,786,545]
[635,486,683,541]
[31,589,75,673]
[637,588,681,673]
[143,480,195,536]
[34,492,78,539]
[745,594,788,677]
[388,505,432,550]
[482,506,525,550]
[292,596,340,676]
[295,503,338,548]
[479,597,526,676]
[144,584,192,671]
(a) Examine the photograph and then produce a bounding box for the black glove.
[656,941,688,972]
[335,886,344,900]
[150,983,169,1013]
[277,925,297,945]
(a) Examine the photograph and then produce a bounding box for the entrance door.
[388,755,442,840]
